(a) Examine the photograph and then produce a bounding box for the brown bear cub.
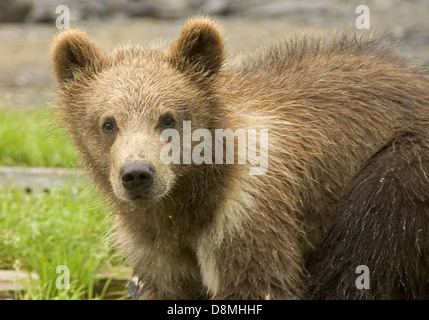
[51,17,429,299]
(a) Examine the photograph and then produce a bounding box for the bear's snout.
[120,161,155,198]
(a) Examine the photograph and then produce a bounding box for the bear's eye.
[161,116,175,129]
[102,119,116,133]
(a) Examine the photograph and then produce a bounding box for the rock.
[202,0,233,16]
[26,0,75,23]
[126,0,204,18]
[0,0,32,23]
[26,0,128,23]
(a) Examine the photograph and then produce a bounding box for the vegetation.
[0,106,128,299]
[0,106,78,168]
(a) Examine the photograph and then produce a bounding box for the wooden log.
[0,270,39,299]
[0,166,86,192]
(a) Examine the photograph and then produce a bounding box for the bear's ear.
[51,29,107,85]
[168,17,225,79]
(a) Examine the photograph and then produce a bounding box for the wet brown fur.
[51,17,429,299]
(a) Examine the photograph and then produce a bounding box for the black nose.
[121,161,155,190]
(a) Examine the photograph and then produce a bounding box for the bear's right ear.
[51,30,107,85]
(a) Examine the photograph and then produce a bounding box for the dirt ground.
[0,2,428,108]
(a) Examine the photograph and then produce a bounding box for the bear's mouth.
[112,180,170,203]
[126,189,152,200]
[121,186,156,201]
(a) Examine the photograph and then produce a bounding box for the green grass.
[0,183,127,300]
[0,106,78,168]
[0,106,129,299]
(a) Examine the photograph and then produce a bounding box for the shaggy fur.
[51,17,429,299]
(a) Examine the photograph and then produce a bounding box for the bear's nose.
[121,161,155,190]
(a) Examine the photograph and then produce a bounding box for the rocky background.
[0,0,428,108]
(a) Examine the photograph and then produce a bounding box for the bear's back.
[220,33,429,248]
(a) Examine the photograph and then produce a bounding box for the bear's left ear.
[168,17,225,80]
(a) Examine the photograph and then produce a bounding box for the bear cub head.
[51,18,225,202]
